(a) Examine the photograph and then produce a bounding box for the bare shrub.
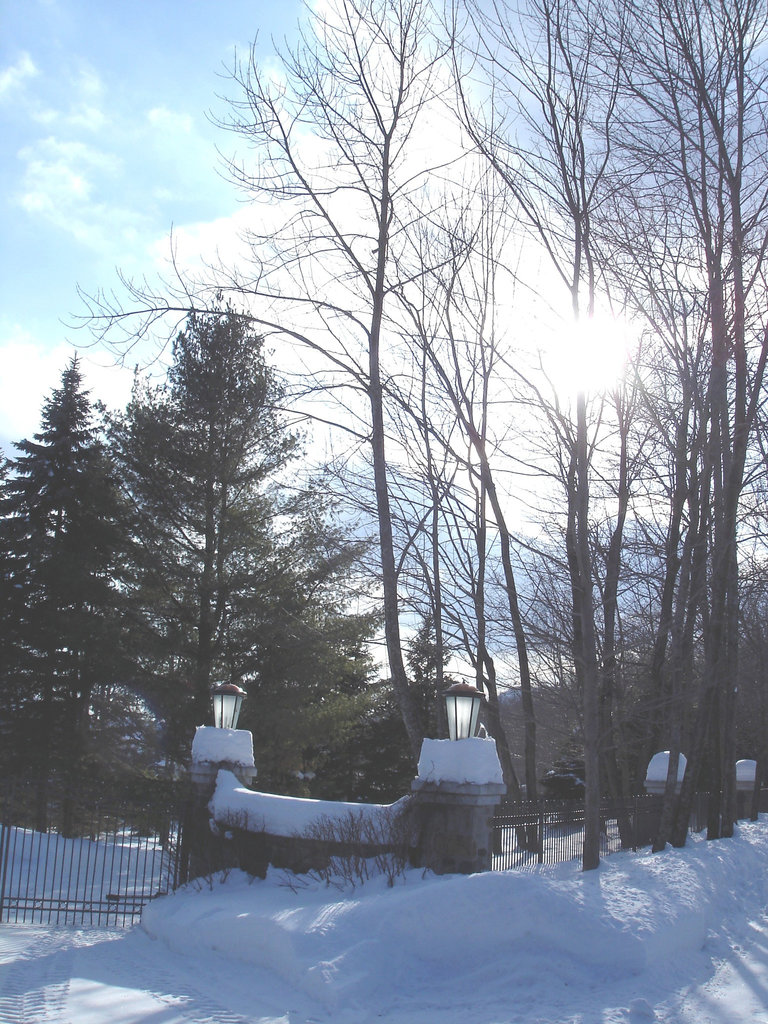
[301,800,413,890]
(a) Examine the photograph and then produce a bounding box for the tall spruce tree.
[0,356,129,824]
[112,308,379,790]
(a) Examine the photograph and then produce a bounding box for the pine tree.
[0,356,130,824]
[112,308,380,787]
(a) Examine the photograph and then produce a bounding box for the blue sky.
[0,0,302,453]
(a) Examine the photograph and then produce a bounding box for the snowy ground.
[2,821,768,1023]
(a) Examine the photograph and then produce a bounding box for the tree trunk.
[368,138,424,759]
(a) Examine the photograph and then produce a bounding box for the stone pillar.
[409,737,506,875]
[185,727,257,880]
[736,759,757,820]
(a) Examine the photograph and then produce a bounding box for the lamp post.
[210,682,247,730]
[443,682,484,740]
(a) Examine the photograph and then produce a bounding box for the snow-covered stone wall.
[202,770,408,879]
[197,736,506,880]
[209,770,401,837]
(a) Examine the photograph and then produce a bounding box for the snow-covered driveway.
[0,925,320,1024]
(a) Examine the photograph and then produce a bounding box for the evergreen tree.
[0,357,130,823]
[313,677,414,803]
[112,307,380,789]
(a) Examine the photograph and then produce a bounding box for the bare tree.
[455,0,623,868]
[401,184,539,796]
[601,0,768,843]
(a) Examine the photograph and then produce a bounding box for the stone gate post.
[409,737,506,875]
[185,726,256,879]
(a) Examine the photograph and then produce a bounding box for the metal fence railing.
[0,781,190,927]
[490,793,714,871]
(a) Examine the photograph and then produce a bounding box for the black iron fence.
[0,780,191,927]
[491,792,712,871]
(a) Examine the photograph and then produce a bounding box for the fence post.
[0,786,14,923]
[0,820,7,921]
[538,808,544,864]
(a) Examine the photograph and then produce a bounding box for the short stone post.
[644,750,686,796]
[736,759,757,820]
[409,737,506,875]
[185,726,257,880]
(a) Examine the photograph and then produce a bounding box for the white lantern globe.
[444,682,484,741]
[210,682,247,730]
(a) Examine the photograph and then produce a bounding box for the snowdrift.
[141,820,768,1016]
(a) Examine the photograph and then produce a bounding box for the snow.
[209,769,399,836]
[416,736,503,785]
[191,726,254,767]
[5,821,768,1021]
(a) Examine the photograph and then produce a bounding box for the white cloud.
[30,106,58,125]
[15,136,149,251]
[61,64,107,131]
[147,106,194,134]
[4,57,105,131]
[82,354,136,413]
[67,104,107,132]
[0,328,135,454]
[19,134,119,191]
[150,206,256,273]
[74,63,103,104]
[0,53,38,99]
[0,334,77,449]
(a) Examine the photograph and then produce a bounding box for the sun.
[540,310,637,403]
